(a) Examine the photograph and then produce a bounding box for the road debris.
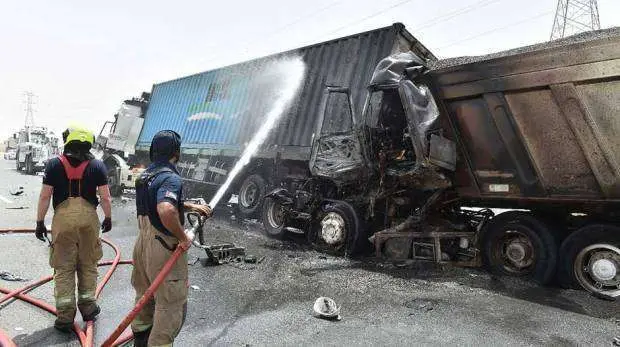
[6,207,28,210]
[404,299,436,312]
[244,255,257,264]
[197,243,246,266]
[613,336,620,346]
[190,285,200,290]
[0,271,28,282]
[313,297,341,321]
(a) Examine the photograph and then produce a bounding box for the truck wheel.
[262,197,287,239]
[311,201,365,257]
[558,225,620,298]
[108,170,123,197]
[482,213,558,285]
[25,157,33,175]
[237,174,266,219]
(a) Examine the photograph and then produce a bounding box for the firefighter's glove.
[35,221,47,242]
[194,205,213,219]
[101,217,112,233]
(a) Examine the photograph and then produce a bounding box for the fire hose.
[0,214,206,347]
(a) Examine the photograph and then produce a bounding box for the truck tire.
[310,200,366,257]
[104,160,123,197]
[262,197,287,239]
[482,213,558,285]
[25,156,34,175]
[237,174,266,219]
[107,169,123,197]
[558,224,620,298]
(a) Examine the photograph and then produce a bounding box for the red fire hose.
[0,327,17,347]
[101,246,185,347]
[0,275,53,305]
[0,227,186,347]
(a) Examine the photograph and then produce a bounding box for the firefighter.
[35,125,112,332]
[131,130,212,346]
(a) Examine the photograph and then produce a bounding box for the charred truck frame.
[133,24,620,298]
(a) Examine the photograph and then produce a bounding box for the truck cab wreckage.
[264,52,473,264]
[262,30,620,300]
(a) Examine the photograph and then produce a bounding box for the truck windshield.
[29,133,47,144]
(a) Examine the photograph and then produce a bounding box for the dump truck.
[133,23,620,298]
[93,93,149,196]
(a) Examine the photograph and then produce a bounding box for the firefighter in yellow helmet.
[35,125,112,332]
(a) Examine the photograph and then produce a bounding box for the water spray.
[208,57,306,209]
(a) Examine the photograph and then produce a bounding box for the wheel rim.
[574,243,620,297]
[320,212,347,246]
[239,181,258,208]
[493,229,536,275]
[266,200,285,232]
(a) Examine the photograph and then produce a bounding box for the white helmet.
[313,297,341,320]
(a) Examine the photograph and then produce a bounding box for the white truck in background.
[93,93,149,196]
[15,126,59,174]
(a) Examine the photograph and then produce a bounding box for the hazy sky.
[1,0,619,140]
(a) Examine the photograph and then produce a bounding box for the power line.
[413,0,503,31]
[315,0,416,39]
[262,0,347,39]
[198,0,347,65]
[438,11,553,49]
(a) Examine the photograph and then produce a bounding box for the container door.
[309,87,364,180]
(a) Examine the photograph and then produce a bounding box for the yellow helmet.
[62,124,95,146]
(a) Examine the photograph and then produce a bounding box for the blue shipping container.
[137,23,435,161]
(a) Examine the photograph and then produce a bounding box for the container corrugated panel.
[137,23,434,159]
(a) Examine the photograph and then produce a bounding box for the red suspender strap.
[58,155,90,196]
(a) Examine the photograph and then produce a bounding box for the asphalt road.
[0,158,618,346]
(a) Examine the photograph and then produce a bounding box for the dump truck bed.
[430,28,620,210]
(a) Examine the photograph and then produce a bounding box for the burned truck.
[134,24,620,298]
[93,93,150,196]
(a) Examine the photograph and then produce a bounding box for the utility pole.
[550,0,600,40]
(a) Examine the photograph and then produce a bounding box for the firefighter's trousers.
[131,215,188,347]
[49,197,102,324]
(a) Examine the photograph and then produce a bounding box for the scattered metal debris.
[613,336,620,347]
[244,255,257,264]
[6,207,28,210]
[190,285,200,290]
[313,297,341,321]
[0,271,28,282]
[197,244,246,266]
